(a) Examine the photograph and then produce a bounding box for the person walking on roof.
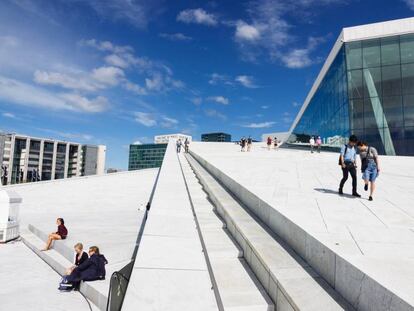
[338,135,361,197]
[357,141,380,201]
[316,136,322,153]
[247,136,252,152]
[309,136,315,153]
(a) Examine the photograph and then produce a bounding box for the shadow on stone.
[314,188,355,199]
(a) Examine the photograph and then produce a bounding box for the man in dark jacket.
[67,246,108,288]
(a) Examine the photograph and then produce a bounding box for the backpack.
[58,275,74,291]
[361,147,371,173]
[338,144,348,166]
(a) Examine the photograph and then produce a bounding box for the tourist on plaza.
[247,136,252,152]
[184,138,190,153]
[240,137,246,152]
[338,135,361,197]
[176,139,182,153]
[357,141,380,201]
[274,137,278,149]
[1,165,7,185]
[309,136,315,153]
[316,136,322,153]
[60,246,108,291]
[65,243,88,275]
[266,136,272,150]
[42,218,68,251]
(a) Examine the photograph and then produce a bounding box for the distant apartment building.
[201,132,231,142]
[0,133,106,185]
[128,143,167,171]
[154,133,192,144]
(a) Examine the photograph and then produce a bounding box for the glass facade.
[128,144,167,170]
[201,132,232,142]
[288,33,414,156]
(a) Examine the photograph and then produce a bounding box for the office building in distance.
[128,143,167,171]
[154,133,192,144]
[287,17,414,155]
[201,132,231,142]
[0,133,106,185]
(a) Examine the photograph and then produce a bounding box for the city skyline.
[0,0,413,169]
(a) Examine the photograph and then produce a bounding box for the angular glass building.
[287,17,414,155]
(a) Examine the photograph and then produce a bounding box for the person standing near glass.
[357,141,380,201]
[338,135,361,197]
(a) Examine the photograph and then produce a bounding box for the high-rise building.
[201,132,231,142]
[287,17,414,155]
[128,143,167,171]
[154,133,192,144]
[0,133,106,185]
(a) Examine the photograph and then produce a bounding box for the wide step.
[185,154,353,311]
[21,226,109,310]
[180,154,274,311]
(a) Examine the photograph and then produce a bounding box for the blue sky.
[0,0,413,169]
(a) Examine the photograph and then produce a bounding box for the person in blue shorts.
[357,141,380,201]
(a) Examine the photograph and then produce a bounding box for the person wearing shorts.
[357,142,380,201]
[42,218,68,251]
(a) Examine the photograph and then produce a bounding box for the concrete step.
[185,154,354,311]
[180,155,274,311]
[21,227,110,311]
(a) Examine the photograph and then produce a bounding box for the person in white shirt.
[309,137,315,153]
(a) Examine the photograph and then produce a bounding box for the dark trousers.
[339,164,357,193]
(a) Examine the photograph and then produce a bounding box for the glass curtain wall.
[288,46,350,148]
[288,33,414,156]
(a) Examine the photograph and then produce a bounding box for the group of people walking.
[338,135,380,201]
[309,136,322,153]
[176,138,190,153]
[40,218,108,291]
[240,136,253,152]
[266,136,279,150]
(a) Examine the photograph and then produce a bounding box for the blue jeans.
[362,161,378,182]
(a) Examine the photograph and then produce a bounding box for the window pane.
[364,97,383,128]
[363,39,381,68]
[389,127,405,155]
[382,65,402,96]
[363,67,382,98]
[383,96,403,128]
[404,94,414,127]
[346,41,362,69]
[401,34,414,64]
[350,99,363,129]
[348,69,363,98]
[405,127,414,155]
[402,63,414,95]
[364,127,385,154]
[381,37,400,66]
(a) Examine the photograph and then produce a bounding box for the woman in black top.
[41,218,68,251]
[65,243,88,275]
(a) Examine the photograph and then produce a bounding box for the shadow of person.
[314,188,355,199]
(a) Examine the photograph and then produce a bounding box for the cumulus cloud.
[134,112,157,127]
[91,66,125,86]
[208,73,233,86]
[243,121,275,128]
[159,33,192,41]
[207,96,229,105]
[177,8,218,26]
[235,21,261,41]
[34,70,101,92]
[160,116,179,128]
[280,36,326,68]
[235,75,258,88]
[0,76,109,113]
[124,81,147,95]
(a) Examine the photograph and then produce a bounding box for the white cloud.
[207,96,229,105]
[145,74,164,91]
[79,39,133,54]
[134,112,157,127]
[91,66,125,86]
[104,54,130,68]
[261,105,269,109]
[0,76,109,113]
[159,33,192,41]
[293,101,300,107]
[235,75,258,88]
[160,116,179,128]
[281,36,326,68]
[235,21,261,41]
[34,70,101,92]
[124,81,147,95]
[204,109,227,121]
[59,93,110,113]
[209,73,233,86]
[132,140,142,145]
[243,121,275,128]
[177,8,218,26]
[1,112,16,119]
